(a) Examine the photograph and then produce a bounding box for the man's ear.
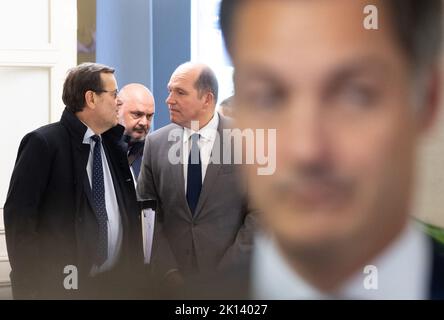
[84,90,96,110]
[419,67,441,133]
[203,91,215,108]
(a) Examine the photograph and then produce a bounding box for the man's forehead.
[100,72,117,88]
[169,63,205,85]
[232,0,404,82]
[234,0,383,22]
[232,0,391,50]
[168,71,197,88]
[124,98,154,113]
[100,72,115,81]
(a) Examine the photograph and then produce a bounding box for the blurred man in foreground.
[214,0,444,299]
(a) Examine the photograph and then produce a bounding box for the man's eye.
[243,88,285,110]
[336,84,378,108]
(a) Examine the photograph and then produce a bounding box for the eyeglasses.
[92,89,119,99]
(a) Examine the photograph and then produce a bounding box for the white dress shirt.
[83,127,123,275]
[252,221,431,299]
[182,112,219,191]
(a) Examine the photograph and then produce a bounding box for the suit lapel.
[168,129,190,220]
[193,161,221,218]
[60,109,93,220]
[73,139,95,219]
[193,116,228,219]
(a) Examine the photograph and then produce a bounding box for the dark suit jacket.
[186,236,444,300]
[137,114,257,279]
[3,108,146,299]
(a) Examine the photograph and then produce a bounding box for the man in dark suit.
[3,63,146,299]
[208,0,444,299]
[137,63,256,289]
[118,83,155,180]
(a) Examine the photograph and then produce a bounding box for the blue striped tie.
[91,135,108,266]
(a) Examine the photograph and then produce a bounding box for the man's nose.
[139,115,149,127]
[116,97,123,109]
[166,93,174,105]
[285,100,329,166]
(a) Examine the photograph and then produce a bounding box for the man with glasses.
[4,62,147,299]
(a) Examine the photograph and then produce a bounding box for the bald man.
[137,62,256,290]
[118,83,155,178]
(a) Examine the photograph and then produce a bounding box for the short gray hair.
[194,66,219,103]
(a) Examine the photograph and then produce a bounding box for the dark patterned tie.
[127,141,144,178]
[186,134,202,216]
[91,135,108,266]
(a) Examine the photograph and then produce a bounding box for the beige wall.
[77,0,96,64]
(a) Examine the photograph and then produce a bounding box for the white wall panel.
[0,0,77,297]
[0,67,50,206]
[0,0,50,48]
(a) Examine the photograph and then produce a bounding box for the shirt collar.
[183,112,219,142]
[252,221,431,299]
[82,125,98,145]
